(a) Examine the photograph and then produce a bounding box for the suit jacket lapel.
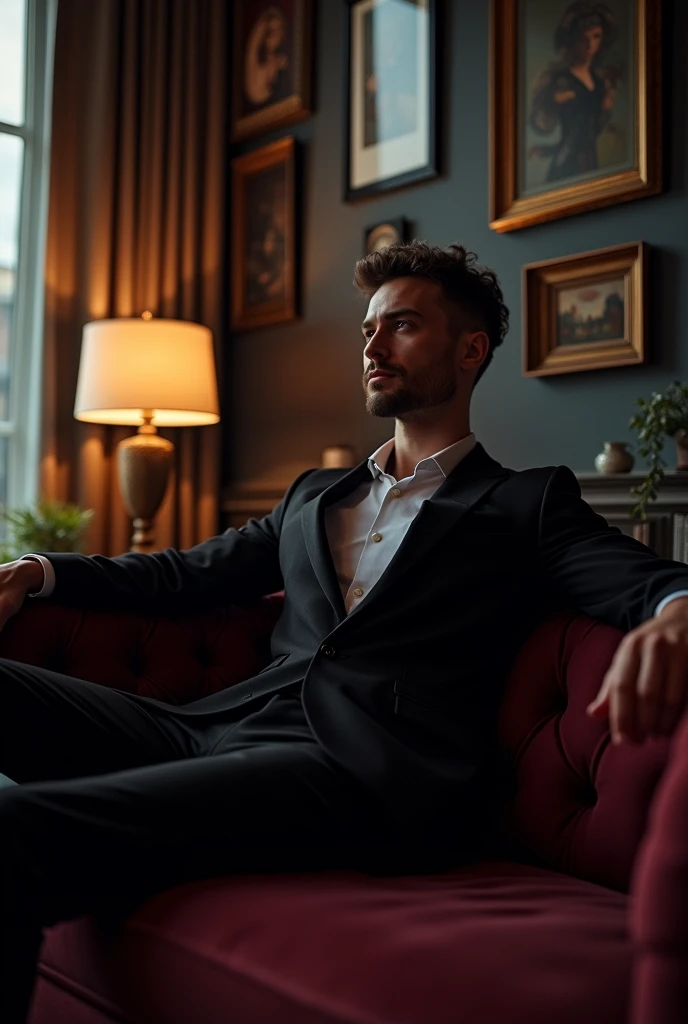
[301,443,508,623]
[301,460,372,620]
[344,443,508,623]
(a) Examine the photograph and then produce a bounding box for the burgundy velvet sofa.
[0,594,684,1024]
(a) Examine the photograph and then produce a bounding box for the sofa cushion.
[35,860,631,1024]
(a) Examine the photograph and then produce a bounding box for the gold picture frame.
[231,0,314,142]
[231,136,298,332]
[523,241,648,377]
[490,0,662,233]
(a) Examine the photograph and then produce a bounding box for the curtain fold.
[42,0,228,555]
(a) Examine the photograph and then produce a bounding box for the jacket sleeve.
[40,469,317,615]
[538,466,688,632]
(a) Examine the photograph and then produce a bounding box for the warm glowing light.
[74,318,220,427]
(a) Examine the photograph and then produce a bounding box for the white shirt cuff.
[19,554,56,598]
[654,590,688,617]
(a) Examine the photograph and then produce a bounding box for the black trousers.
[0,657,395,1023]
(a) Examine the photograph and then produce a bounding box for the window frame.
[0,0,57,509]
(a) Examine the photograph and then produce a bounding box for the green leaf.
[627,383,688,519]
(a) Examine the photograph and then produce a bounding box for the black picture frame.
[363,217,410,255]
[343,0,439,202]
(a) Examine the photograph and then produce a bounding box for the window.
[0,0,56,533]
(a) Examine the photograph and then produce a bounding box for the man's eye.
[396,320,409,329]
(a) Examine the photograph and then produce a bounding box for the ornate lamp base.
[117,420,174,552]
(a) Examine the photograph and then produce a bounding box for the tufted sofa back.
[0,596,671,896]
[0,596,284,703]
[493,610,671,894]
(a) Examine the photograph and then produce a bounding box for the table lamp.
[74,312,220,552]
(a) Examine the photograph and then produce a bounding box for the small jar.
[594,442,635,474]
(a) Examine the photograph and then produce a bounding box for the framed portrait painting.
[231,136,299,331]
[523,241,648,377]
[344,0,439,201]
[490,0,662,232]
[363,217,410,254]
[232,0,313,141]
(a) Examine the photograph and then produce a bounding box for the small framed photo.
[231,136,299,331]
[232,0,314,142]
[344,0,439,202]
[363,217,410,255]
[490,0,662,232]
[523,241,648,377]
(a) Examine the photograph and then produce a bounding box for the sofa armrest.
[0,594,285,704]
[629,706,688,1024]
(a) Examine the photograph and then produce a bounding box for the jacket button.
[320,644,336,657]
[240,694,254,702]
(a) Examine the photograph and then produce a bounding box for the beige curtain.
[41,0,229,555]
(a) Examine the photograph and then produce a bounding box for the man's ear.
[459,331,490,371]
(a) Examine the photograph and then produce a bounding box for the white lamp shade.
[74,318,221,427]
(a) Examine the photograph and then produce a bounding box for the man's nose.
[363,327,388,363]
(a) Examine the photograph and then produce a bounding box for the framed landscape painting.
[344,0,439,201]
[523,241,648,376]
[232,0,313,141]
[490,0,662,232]
[231,137,299,331]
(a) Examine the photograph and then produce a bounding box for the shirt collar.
[367,433,477,483]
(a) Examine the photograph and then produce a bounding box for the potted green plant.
[0,498,95,564]
[629,380,688,521]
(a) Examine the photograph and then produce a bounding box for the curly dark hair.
[353,241,509,384]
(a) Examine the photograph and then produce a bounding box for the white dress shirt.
[19,434,688,619]
[324,434,477,615]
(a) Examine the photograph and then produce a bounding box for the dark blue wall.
[228,0,687,486]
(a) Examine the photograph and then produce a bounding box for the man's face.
[361,277,462,419]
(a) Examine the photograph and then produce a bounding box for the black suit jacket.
[43,443,688,834]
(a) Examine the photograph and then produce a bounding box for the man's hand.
[587,597,688,745]
[0,559,43,634]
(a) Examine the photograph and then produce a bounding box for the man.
[2,241,688,1021]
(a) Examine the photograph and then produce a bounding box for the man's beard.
[363,356,457,419]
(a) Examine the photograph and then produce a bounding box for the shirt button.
[353,587,364,598]
[392,487,401,497]
[320,644,336,657]
[371,532,382,542]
